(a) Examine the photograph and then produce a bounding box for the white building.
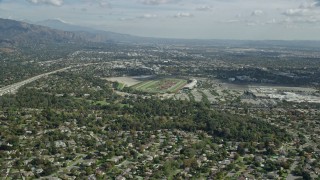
[183,79,197,90]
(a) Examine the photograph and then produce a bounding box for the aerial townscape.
[1,0,320,179]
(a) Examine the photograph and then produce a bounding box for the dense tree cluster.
[117,97,291,143]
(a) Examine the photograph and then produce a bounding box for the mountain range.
[1,18,320,49]
[0,18,151,48]
[35,19,148,43]
[0,18,84,47]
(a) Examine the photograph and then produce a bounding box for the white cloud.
[292,16,320,24]
[140,0,179,5]
[99,0,111,8]
[174,12,193,18]
[196,5,213,11]
[78,0,111,8]
[220,19,240,24]
[299,3,314,9]
[277,1,320,26]
[119,17,135,21]
[283,9,308,16]
[266,18,277,24]
[138,14,158,19]
[251,10,263,16]
[26,0,63,6]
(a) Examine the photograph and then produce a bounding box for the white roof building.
[183,79,197,90]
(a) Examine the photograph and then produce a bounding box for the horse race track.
[131,78,187,93]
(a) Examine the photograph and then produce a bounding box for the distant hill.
[36,19,96,33]
[1,18,320,49]
[35,19,146,44]
[0,18,83,47]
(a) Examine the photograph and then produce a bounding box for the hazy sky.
[1,0,320,40]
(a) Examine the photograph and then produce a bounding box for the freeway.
[0,62,114,96]
[0,66,71,96]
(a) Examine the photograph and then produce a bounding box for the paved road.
[0,67,71,96]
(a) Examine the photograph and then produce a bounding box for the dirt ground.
[104,77,142,87]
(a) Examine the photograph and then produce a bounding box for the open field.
[132,78,187,93]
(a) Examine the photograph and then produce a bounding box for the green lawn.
[116,83,125,90]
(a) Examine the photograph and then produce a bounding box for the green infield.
[116,82,125,90]
[132,78,187,93]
